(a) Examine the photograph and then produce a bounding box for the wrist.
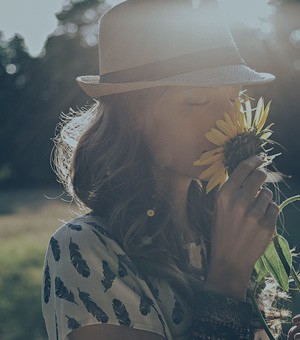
[204,261,252,301]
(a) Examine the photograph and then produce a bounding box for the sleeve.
[41,220,167,340]
[190,290,254,339]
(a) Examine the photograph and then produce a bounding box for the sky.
[0,0,65,57]
[0,0,121,57]
[0,0,274,57]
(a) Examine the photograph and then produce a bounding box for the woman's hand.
[204,155,279,300]
[288,314,300,339]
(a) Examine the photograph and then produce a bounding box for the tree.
[0,0,106,188]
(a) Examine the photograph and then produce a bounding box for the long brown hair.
[53,86,290,338]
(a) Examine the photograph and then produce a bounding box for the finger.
[261,201,280,228]
[288,325,298,339]
[224,155,264,191]
[293,315,300,324]
[288,326,297,339]
[240,168,267,200]
[247,188,273,219]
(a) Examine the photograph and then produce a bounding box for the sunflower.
[193,94,278,193]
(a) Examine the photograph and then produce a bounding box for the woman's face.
[139,85,241,180]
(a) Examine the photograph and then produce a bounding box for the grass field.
[0,184,299,339]
[0,187,85,340]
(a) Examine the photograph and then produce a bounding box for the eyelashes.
[187,97,236,107]
[188,100,211,107]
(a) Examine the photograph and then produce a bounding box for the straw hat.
[76,0,275,98]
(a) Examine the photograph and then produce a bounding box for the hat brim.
[77,64,275,98]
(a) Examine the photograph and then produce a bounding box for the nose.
[213,94,235,122]
[215,86,240,122]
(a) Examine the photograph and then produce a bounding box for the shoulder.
[45,212,134,279]
[49,212,116,258]
[52,212,112,241]
[44,212,144,281]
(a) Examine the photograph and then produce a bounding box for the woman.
[42,0,300,339]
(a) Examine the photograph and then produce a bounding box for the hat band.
[100,46,244,84]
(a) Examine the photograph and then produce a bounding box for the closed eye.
[188,100,210,107]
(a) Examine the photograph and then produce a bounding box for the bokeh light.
[290,28,300,47]
[219,0,275,27]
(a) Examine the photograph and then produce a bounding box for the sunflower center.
[223,128,265,175]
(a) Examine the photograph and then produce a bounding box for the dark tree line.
[0,0,299,188]
[0,0,106,188]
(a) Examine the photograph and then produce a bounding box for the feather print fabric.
[78,288,109,323]
[112,298,132,327]
[43,261,51,304]
[42,214,195,340]
[65,315,81,330]
[69,238,91,278]
[50,236,60,261]
[101,260,116,292]
[55,277,78,305]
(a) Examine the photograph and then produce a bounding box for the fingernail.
[257,154,265,161]
[295,333,300,339]
[251,155,264,165]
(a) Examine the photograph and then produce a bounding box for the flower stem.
[279,195,300,212]
[250,284,275,340]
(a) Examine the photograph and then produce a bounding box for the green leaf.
[254,257,268,283]
[261,235,292,292]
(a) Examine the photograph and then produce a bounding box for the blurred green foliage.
[0,187,80,340]
[0,247,47,340]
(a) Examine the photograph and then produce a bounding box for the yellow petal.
[216,119,235,138]
[261,131,272,140]
[219,172,229,189]
[206,167,226,193]
[197,148,223,159]
[263,123,274,131]
[234,98,242,116]
[257,101,271,132]
[234,99,245,133]
[253,97,264,127]
[224,113,237,134]
[199,160,223,180]
[237,110,245,132]
[206,181,219,194]
[206,129,229,146]
[193,148,222,165]
[244,95,252,127]
[193,152,223,166]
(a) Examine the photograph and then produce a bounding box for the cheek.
[156,125,210,170]
[140,117,173,166]
[141,109,219,172]
[148,129,179,168]
[183,117,216,153]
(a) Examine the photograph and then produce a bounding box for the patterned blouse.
[42,212,202,339]
[41,212,268,340]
